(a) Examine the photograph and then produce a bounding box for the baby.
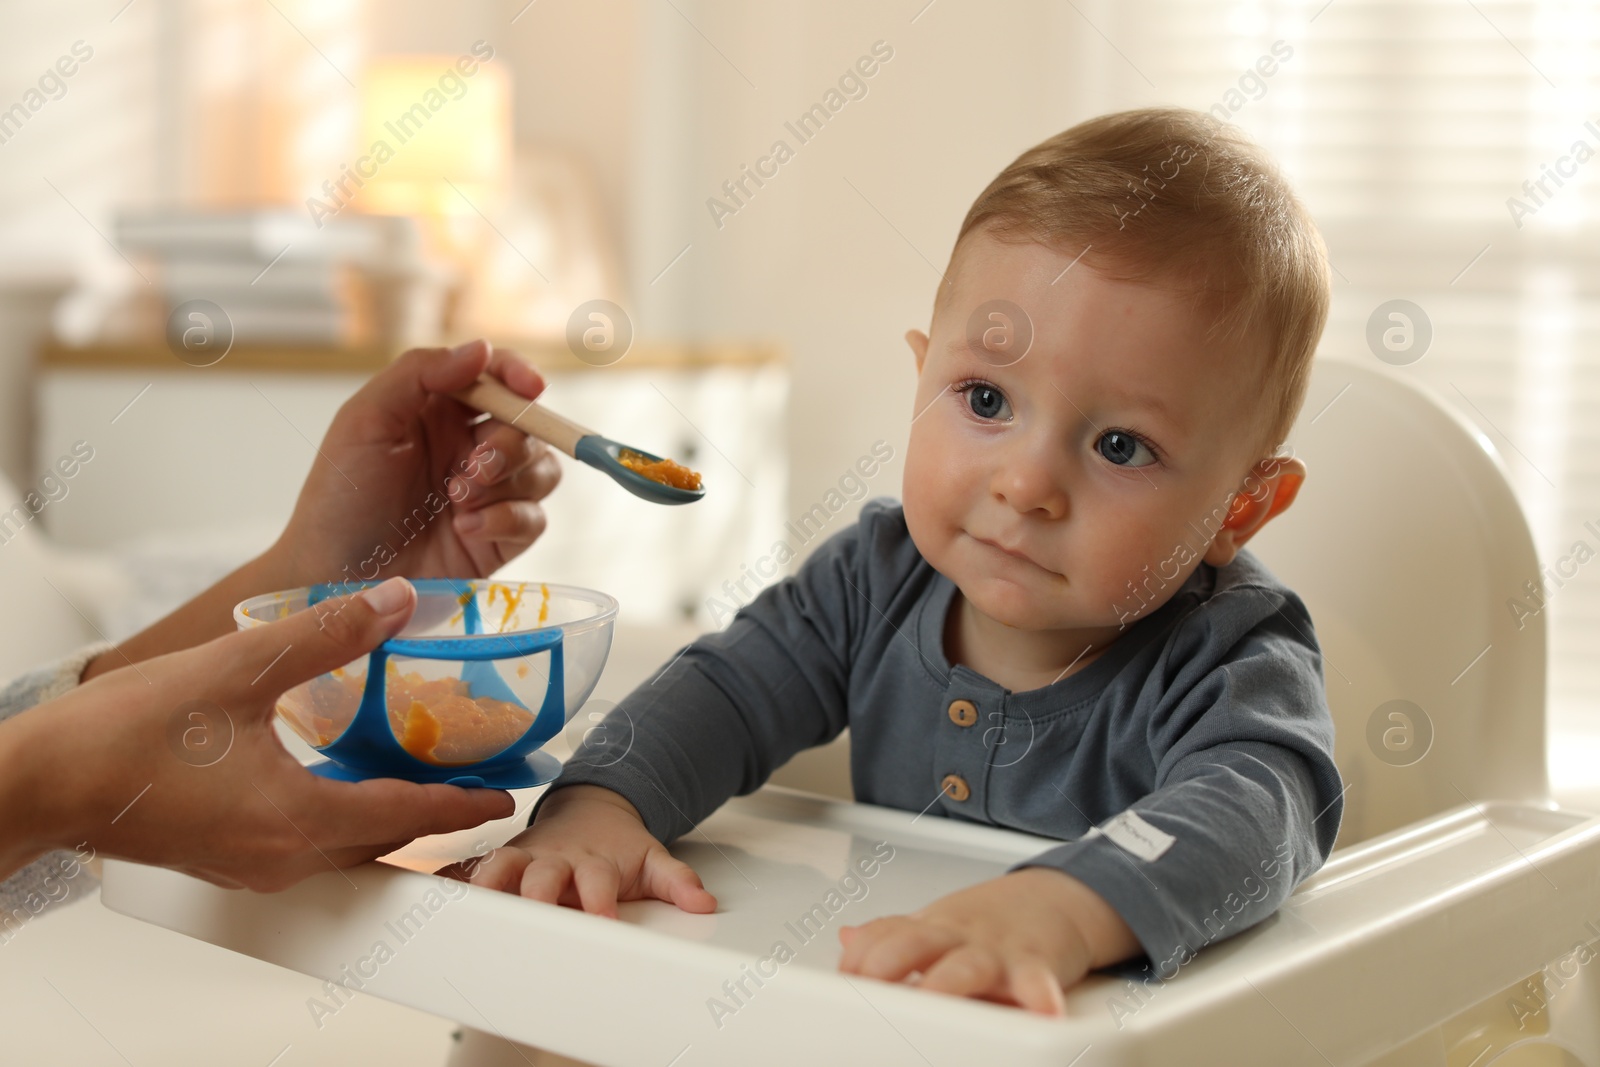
[461,107,1345,1014]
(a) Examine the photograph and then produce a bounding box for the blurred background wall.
[0,0,1596,738]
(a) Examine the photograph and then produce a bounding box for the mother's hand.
[272,338,562,587]
[82,339,560,686]
[0,577,512,889]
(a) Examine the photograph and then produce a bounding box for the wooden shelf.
[39,338,785,374]
[40,340,392,373]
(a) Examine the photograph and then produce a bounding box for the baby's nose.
[991,452,1070,519]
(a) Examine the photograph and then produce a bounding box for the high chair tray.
[101,787,1600,1066]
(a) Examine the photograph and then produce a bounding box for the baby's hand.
[837,868,1140,1015]
[440,785,717,918]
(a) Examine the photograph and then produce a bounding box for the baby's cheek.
[1073,528,1148,587]
[1099,530,1201,608]
[901,430,959,527]
[901,484,946,572]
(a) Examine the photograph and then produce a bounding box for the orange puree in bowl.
[618,448,702,491]
[286,666,534,765]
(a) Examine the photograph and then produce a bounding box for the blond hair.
[942,107,1329,452]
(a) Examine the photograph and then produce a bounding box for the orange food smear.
[500,582,525,631]
[618,448,702,491]
[481,581,530,631]
[537,582,550,624]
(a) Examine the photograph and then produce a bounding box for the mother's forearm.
[0,709,62,880]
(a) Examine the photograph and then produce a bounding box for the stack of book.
[114,210,422,346]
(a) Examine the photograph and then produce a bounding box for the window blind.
[1092,0,1600,733]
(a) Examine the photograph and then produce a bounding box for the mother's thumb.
[232,578,416,697]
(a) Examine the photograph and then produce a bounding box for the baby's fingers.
[642,850,717,914]
[916,945,1005,1001]
[572,859,622,918]
[440,846,530,894]
[837,919,889,973]
[519,854,577,905]
[917,948,1067,1015]
[839,917,956,982]
[1006,958,1069,1017]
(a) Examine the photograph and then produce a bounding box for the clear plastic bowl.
[234,579,617,787]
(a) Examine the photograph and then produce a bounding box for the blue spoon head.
[574,435,705,505]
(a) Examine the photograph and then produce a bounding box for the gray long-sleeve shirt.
[0,643,109,934]
[541,498,1344,975]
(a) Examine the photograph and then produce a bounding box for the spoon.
[453,377,705,506]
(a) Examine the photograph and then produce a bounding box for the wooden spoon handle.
[453,377,595,458]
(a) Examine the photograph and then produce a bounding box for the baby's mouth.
[969,534,1064,580]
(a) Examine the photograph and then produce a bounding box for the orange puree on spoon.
[618,448,702,491]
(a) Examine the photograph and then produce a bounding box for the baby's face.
[903,233,1274,634]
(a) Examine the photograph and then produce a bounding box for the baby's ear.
[905,329,930,374]
[1203,456,1307,567]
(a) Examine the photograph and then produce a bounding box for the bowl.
[234,579,617,788]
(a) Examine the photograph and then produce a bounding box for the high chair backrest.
[1248,357,1547,846]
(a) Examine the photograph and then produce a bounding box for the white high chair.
[102,356,1600,1066]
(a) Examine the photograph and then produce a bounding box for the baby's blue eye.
[1096,430,1156,468]
[964,383,1011,420]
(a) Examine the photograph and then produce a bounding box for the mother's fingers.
[306,775,515,850]
[354,343,490,433]
[449,437,561,514]
[485,344,547,400]
[474,426,560,490]
[452,499,548,573]
[468,420,537,482]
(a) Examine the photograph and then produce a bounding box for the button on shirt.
[947,699,978,727]
[543,499,1345,974]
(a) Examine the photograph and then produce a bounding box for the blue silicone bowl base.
[304,749,563,789]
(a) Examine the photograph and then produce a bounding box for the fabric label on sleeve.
[1092,810,1176,862]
